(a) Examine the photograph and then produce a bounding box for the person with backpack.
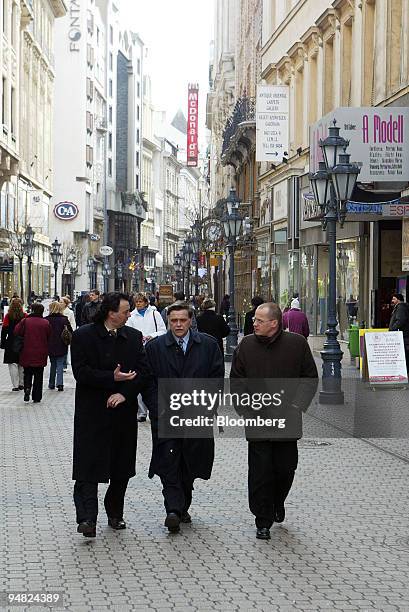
[0,298,27,391]
[45,301,73,392]
[126,293,166,421]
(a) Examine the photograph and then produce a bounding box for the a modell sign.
[365,331,408,385]
[310,107,409,182]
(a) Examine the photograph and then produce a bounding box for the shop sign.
[302,193,322,221]
[0,257,14,273]
[54,201,79,220]
[273,180,288,221]
[310,107,409,182]
[365,331,408,385]
[256,85,289,162]
[383,203,409,217]
[402,219,409,271]
[68,0,81,52]
[187,83,199,167]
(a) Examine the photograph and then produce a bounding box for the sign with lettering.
[187,84,199,167]
[256,85,289,162]
[310,107,409,182]
[68,0,81,52]
[365,331,408,385]
[54,201,79,220]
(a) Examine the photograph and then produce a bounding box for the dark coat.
[145,330,224,480]
[243,308,256,336]
[81,300,100,325]
[389,302,409,340]
[230,329,318,440]
[1,313,27,364]
[45,313,72,357]
[196,309,230,354]
[71,322,156,483]
[15,315,51,368]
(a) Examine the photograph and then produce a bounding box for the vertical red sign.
[187,83,199,167]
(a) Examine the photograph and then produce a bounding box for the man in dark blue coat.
[145,301,224,533]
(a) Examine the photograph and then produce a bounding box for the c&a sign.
[54,201,79,221]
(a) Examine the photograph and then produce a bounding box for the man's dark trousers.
[159,440,194,516]
[73,479,129,523]
[248,440,298,529]
[24,367,44,402]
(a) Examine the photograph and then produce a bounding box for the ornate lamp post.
[191,220,201,296]
[174,253,182,292]
[102,259,111,293]
[115,261,124,292]
[87,256,97,289]
[23,224,35,303]
[183,236,193,298]
[223,189,243,362]
[309,120,360,404]
[150,268,157,294]
[67,249,78,297]
[50,238,62,299]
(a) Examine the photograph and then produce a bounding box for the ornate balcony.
[221,96,256,169]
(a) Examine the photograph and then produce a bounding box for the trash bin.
[348,324,360,358]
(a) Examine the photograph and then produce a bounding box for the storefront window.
[300,246,316,333]
[257,237,270,299]
[336,239,359,340]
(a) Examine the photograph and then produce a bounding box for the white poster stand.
[364,331,408,387]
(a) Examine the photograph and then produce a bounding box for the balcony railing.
[222,96,255,157]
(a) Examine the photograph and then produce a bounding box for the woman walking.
[0,298,27,391]
[15,302,51,403]
[46,301,73,391]
[126,292,166,421]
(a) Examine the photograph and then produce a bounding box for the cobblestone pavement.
[1,359,409,612]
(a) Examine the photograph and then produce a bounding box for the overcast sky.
[120,0,213,136]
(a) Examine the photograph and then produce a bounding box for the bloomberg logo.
[54,201,79,221]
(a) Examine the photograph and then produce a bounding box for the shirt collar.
[171,330,190,346]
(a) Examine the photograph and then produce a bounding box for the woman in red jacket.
[15,302,51,403]
[0,298,27,390]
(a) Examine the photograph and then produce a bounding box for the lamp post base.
[319,389,344,405]
[225,321,239,362]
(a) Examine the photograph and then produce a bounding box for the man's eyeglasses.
[252,317,274,324]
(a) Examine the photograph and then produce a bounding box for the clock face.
[205,222,222,242]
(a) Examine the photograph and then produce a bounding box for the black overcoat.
[145,330,224,480]
[196,310,230,355]
[71,322,155,482]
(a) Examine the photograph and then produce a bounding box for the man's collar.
[96,323,127,338]
[165,329,201,346]
[171,330,190,345]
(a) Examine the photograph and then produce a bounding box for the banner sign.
[365,331,408,385]
[0,257,14,273]
[256,85,289,162]
[403,218,409,271]
[187,83,199,167]
[310,107,409,182]
[302,193,409,221]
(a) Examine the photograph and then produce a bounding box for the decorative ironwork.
[222,96,255,156]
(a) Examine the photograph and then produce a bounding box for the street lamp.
[183,237,193,297]
[23,224,35,303]
[174,253,182,292]
[87,256,97,289]
[191,221,201,296]
[309,119,360,404]
[50,238,62,299]
[67,249,78,297]
[150,268,157,294]
[115,261,124,291]
[223,188,243,362]
[102,259,111,292]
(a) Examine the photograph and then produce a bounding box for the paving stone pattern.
[1,360,409,612]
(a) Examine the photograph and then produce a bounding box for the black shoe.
[108,517,126,530]
[33,400,41,403]
[137,415,147,422]
[274,504,285,523]
[24,392,30,402]
[12,387,20,391]
[18,385,24,390]
[256,527,271,540]
[181,511,191,523]
[165,512,180,533]
[77,520,96,537]
[57,385,64,391]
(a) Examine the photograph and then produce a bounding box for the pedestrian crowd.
[2,287,409,542]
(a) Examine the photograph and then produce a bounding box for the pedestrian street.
[1,360,409,612]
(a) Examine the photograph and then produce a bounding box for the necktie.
[178,338,185,354]
[108,329,117,337]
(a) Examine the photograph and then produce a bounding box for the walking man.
[80,289,101,325]
[389,293,409,371]
[145,301,224,533]
[71,292,155,538]
[230,302,318,540]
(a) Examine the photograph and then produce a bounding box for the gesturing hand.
[114,364,137,382]
[107,393,126,408]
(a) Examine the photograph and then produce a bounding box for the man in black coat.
[231,302,318,541]
[196,298,230,356]
[243,296,264,336]
[389,293,409,370]
[145,301,224,533]
[80,289,101,325]
[71,292,155,538]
